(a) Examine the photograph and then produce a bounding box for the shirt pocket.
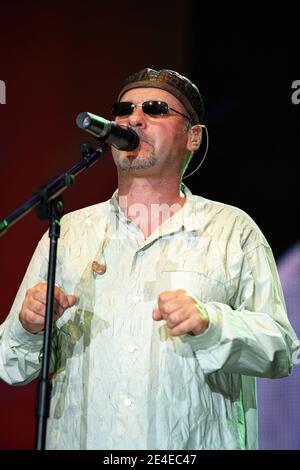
[158,269,231,304]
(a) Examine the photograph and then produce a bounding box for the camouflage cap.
[117,68,204,125]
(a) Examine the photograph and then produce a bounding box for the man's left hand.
[152,289,209,336]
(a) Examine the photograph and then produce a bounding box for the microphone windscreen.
[76,112,90,129]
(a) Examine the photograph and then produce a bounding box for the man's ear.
[187,124,202,152]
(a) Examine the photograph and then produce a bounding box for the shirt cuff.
[9,315,44,349]
[182,302,222,351]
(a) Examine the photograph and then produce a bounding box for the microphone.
[76,112,139,151]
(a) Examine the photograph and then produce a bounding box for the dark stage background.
[0,1,299,450]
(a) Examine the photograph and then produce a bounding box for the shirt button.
[128,345,136,353]
[132,295,142,304]
[124,398,132,407]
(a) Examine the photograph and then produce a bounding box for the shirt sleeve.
[0,232,56,385]
[184,243,299,378]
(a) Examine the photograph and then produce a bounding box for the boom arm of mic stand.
[0,142,106,235]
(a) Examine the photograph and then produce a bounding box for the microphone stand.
[0,142,106,450]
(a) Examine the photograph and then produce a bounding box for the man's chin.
[117,155,157,172]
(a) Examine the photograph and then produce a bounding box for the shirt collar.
[109,183,205,235]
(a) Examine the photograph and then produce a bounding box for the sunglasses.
[112,100,191,121]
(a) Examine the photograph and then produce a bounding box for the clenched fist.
[19,282,77,334]
[152,289,209,336]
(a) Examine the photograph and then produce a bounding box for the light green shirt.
[0,185,297,449]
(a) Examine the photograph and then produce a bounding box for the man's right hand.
[19,282,77,334]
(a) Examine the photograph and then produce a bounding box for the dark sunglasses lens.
[143,101,168,115]
[112,102,135,116]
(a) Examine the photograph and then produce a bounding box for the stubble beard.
[116,150,157,172]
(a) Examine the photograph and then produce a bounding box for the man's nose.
[127,106,147,128]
